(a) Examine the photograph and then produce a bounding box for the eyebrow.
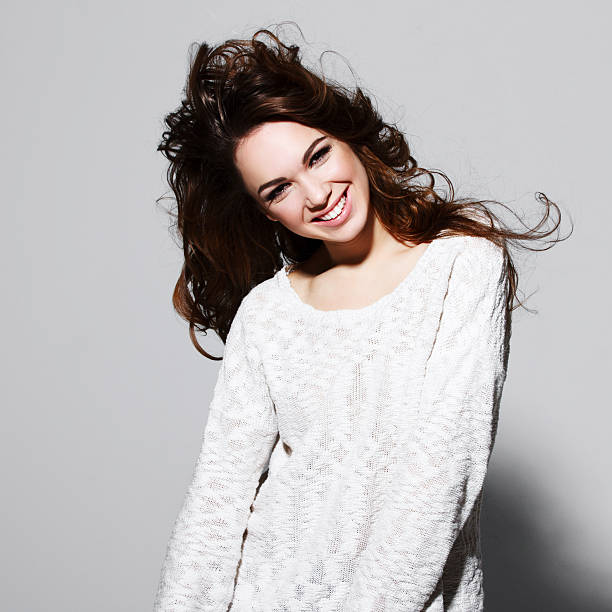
[256,135,327,196]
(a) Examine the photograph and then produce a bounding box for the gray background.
[2,1,610,610]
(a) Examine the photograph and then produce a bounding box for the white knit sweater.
[153,234,511,612]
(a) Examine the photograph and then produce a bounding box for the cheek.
[333,149,366,182]
[350,157,369,190]
[327,153,351,176]
[270,197,306,225]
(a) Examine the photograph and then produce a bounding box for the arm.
[153,301,279,611]
[344,238,511,611]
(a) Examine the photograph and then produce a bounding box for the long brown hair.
[158,25,570,360]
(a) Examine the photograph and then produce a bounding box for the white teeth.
[316,193,346,221]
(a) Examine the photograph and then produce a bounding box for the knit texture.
[153,234,511,611]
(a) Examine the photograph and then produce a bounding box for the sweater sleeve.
[343,238,511,611]
[153,301,279,611]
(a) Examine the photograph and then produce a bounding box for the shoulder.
[231,272,282,335]
[446,234,506,278]
[447,233,504,260]
[430,235,508,310]
[224,280,277,364]
[240,274,280,312]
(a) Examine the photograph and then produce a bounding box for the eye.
[264,144,333,204]
[309,144,332,167]
[265,182,290,203]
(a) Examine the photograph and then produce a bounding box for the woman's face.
[234,121,370,242]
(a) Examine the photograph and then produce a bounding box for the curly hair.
[157,25,570,360]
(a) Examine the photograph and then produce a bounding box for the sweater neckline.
[278,237,444,319]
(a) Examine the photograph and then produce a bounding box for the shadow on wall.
[481,469,610,611]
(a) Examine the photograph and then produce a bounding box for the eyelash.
[265,144,333,203]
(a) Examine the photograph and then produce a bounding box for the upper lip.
[310,187,348,221]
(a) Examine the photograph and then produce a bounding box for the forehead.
[234,121,325,188]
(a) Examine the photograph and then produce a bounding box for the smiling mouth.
[311,187,348,222]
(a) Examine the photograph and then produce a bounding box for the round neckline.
[279,237,443,319]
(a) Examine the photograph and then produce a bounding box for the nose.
[303,177,332,210]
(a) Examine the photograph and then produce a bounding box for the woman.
[153,28,565,611]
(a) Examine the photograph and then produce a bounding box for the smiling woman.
[234,122,368,234]
[153,25,569,612]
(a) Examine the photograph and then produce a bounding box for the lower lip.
[311,187,352,227]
